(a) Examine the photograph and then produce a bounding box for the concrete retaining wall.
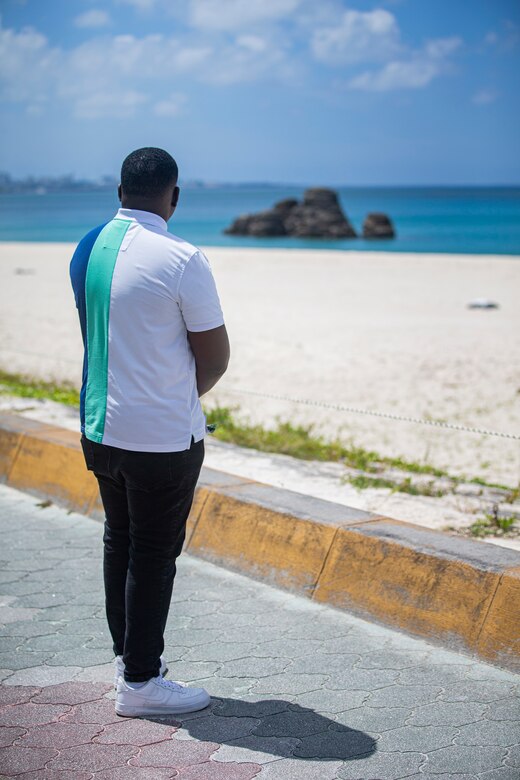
[1,412,518,671]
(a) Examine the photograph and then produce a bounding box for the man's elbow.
[215,337,230,376]
[201,347,229,379]
[210,352,230,378]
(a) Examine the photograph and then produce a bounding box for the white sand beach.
[0,242,519,488]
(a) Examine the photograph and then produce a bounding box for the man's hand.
[187,324,230,397]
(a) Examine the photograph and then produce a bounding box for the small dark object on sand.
[467,298,500,309]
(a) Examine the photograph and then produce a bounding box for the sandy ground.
[0,242,519,487]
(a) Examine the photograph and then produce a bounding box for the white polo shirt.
[70,208,225,452]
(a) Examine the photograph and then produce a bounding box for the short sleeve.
[178,250,225,332]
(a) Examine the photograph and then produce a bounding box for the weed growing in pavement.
[503,485,520,504]
[467,475,516,492]
[347,474,449,497]
[468,504,518,538]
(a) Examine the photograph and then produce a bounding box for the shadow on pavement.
[150,696,377,762]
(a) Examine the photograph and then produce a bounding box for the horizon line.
[0,175,519,190]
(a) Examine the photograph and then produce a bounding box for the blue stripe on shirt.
[69,223,107,432]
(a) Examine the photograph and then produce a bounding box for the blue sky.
[0,0,519,184]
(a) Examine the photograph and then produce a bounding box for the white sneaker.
[115,675,211,717]
[113,654,168,689]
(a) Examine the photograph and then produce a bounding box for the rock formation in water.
[224,188,357,239]
[362,212,396,239]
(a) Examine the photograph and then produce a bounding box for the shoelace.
[154,676,187,692]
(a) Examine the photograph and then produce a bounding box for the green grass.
[465,478,520,503]
[204,404,381,468]
[346,473,448,497]
[467,475,515,492]
[468,507,518,538]
[0,370,80,407]
[0,371,517,498]
[204,404,469,489]
[503,485,520,504]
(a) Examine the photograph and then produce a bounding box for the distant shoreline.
[1,181,519,195]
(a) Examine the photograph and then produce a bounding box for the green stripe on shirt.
[84,219,131,442]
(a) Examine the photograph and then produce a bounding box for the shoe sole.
[114,692,211,718]
[113,665,169,690]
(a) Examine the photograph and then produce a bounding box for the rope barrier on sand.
[2,347,519,441]
[222,387,520,441]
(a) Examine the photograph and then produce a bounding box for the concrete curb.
[1,412,519,671]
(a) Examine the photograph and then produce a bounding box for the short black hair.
[120,147,178,198]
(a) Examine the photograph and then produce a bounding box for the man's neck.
[120,200,169,223]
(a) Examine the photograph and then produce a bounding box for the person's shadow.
[150,696,377,762]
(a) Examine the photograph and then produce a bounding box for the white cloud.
[154,92,187,116]
[503,19,520,49]
[0,22,60,103]
[0,5,463,119]
[236,35,268,54]
[64,33,213,84]
[311,8,462,93]
[472,89,497,106]
[423,37,460,59]
[348,36,462,91]
[312,9,401,65]
[484,31,498,46]
[189,0,302,31]
[482,20,519,51]
[172,45,212,71]
[0,23,158,117]
[116,0,157,10]
[0,19,291,119]
[66,28,288,89]
[200,35,292,85]
[74,10,111,29]
[349,59,437,90]
[75,90,147,118]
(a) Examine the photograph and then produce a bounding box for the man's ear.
[172,185,180,208]
[117,183,122,202]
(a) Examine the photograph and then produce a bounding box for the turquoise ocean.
[0,186,519,255]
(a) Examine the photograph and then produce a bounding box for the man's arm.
[187,324,230,397]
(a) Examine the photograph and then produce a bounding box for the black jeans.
[80,433,205,682]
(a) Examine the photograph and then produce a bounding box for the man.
[69,147,230,718]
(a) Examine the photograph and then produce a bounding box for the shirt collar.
[115,208,168,231]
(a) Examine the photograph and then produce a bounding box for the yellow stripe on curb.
[0,425,23,481]
[189,491,337,593]
[476,566,520,670]
[312,520,502,653]
[0,415,54,482]
[4,420,98,515]
[187,481,378,595]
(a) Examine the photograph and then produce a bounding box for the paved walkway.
[0,484,518,779]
